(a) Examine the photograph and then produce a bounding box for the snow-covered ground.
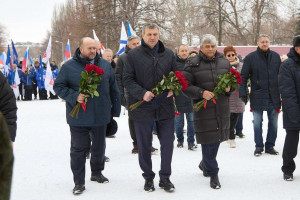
[11,99,299,200]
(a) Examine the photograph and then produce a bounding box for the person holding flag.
[35,58,48,100]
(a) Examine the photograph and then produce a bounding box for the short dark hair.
[142,23,159,35]
[293,35,300,47]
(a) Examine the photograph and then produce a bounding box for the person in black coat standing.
[182,34,231,189]
[115,35,141,153]
[0,71,17,142]
[239,34,281,157]
[174,44,196,150]
[123,23,176,192]
[278,35,300,181]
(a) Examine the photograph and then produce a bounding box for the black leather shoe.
[73,184,85,195]
[236,133,245,138]
[144,179,155,192]
[159,178,175,192]
[210,175,221,189]
[254,147,264,156]
[177,141,183,148]
[90,174,109,183]
[283,173,293,181]
[265,148,279,155]
[198,161,209,177]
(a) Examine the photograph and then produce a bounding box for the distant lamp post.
[55,40,64,62]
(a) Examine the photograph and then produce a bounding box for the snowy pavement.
[11,99,299,200]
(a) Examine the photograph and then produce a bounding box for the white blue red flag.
[42,36,52,63]
[45,61,55,95]
[93,29,105,54]
[22,47,29,72]
[64,39,71,61]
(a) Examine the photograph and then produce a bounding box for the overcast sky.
[0,0,65,43]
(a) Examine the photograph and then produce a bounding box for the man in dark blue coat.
[54,37,121,195]
[174,44,196,150]
[123,23,176,192]
[239,34,281,156]
[278,35,300,181]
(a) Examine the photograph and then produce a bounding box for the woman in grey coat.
[182,34,231,189]
[224,46,245,148]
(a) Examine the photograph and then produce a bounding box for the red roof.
[190,46,292,58]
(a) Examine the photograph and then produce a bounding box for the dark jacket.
[115,45,130,107]
[0,72,17,142]
[54,48,121,127]
[174,55,193,113]
[239,47,281,110]
[21,68,35,86]
[182,51,231,144]
[0,111,13,200]
[123,40,176,121]
[278,47,300,130]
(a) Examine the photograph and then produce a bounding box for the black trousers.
[24,86,33,100]
[19,84,23,100]
[134,118,174,180]
[229,113,241,139]
[32,82,38,98]
[39,89,48,100]
[49,91,58,99]
[282,129,299,175]
[70,125,106,185]
[128,116,137,146]
[201,142,220,177]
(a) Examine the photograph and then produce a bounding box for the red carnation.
[85,64,96,73]
[95,67,104,75]
[237,77,242,84]
[230,68,236,75]
[175,71,188,91]
[175,111,180,116]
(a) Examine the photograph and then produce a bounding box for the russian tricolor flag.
[64,39,71,61]
[22,47,29,72]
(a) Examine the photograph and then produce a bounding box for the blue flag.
[6,45,11,66]
[11,40,19,66]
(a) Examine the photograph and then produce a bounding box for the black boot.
[283,173,293,181]
[210,175,221,189]
[144,179,155,192]
[90,174,109,183]
[159,178,175,192]
[73,184,85,195]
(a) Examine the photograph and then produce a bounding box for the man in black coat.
[182,34,231,189]
[278,35,300,181]
[0,71,17,142]
[239,34,281,156]
[174,44,196,150]
[115,35,141,153]
[123,23,176,192]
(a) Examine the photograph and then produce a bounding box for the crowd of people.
[1,22,300,198]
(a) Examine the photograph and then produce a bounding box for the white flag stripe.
[45,61,56,95]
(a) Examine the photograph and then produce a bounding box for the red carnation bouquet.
[129,71,188,112]
[193,68,242,111]
[69,64,104,118]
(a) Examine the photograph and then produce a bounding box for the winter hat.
[293,35,300,47]
[106,118,118,137]
[223,46,236,56]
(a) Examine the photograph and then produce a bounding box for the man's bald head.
[79,37,97,61]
